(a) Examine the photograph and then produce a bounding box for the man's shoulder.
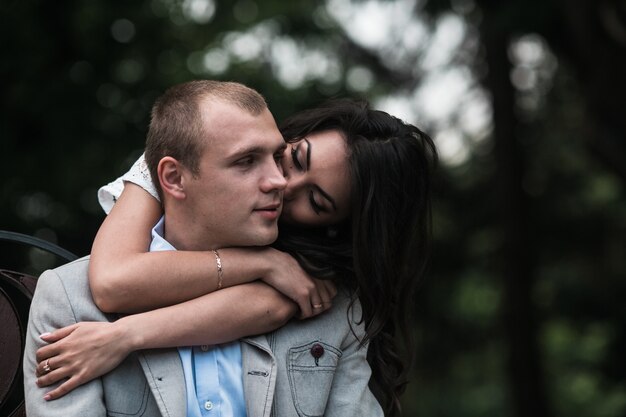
[326,288,363,320]
[51,255,91,274]
[39,255,90,281]
[35,255,91,296]
[32,255,111,322]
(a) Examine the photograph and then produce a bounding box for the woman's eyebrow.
[305,138,312,168]
[306,137,337,211]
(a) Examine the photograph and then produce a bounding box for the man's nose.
[262,162,287,192]
[283,174,304,199]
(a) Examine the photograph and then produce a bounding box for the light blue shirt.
[150,217,247,417]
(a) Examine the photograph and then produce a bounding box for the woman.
[35,98,437,416]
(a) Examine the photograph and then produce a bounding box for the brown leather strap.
[0,269,38,417]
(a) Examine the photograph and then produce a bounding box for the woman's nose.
[284,173,304,199]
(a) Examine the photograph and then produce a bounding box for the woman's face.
[279,130,351,226]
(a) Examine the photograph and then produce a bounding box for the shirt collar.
[150,216,176,252]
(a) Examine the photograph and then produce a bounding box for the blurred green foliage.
[1,0,625,416]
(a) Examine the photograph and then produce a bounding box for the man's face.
[183,98,287,249]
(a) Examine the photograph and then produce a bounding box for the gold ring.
[313,303,323,309]
[43,359,51,374]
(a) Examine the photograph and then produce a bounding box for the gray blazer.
[23,257,383,417]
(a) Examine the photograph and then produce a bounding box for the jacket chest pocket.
[287,341,342,417]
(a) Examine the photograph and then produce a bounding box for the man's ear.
[157,157,187,200]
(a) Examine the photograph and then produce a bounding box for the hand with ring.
[261,248,337,319]
[40,358,52,375]
[35,321,134,401]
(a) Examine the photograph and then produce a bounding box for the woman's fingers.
[297,288,315,319]
[36,355,74,383]
[40,323,79,343]
[309,288,324,316]
[296,279,335,320]
[325,280,338,299]
[36,324,80,363]
[29,321,132,400]
[35,357,54,378]
[36,344,60,364]
[36,364,69,387]
[43,375,84,401]
[312,281,329,313]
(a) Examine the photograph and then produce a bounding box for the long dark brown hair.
[274,99,437,416]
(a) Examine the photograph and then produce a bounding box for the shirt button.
[204,400,213,410]
[201,345,209,352]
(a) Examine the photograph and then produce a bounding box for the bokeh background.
[2,0,625,416]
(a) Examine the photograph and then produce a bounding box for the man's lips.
[255,203,281,211]
[254,203,282,220]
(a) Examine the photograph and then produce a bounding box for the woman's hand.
[35,321,135,400]
[261,248,337,319]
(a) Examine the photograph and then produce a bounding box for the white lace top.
[97,153,160,214]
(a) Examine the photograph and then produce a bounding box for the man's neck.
[162,213,219,252]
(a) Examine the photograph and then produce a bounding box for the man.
[24,80,382,416]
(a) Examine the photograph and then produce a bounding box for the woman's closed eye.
[309,190,324,214]
[291,145,303,170]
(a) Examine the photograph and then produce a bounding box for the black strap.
[0,230,78,262]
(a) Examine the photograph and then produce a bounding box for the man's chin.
[247,229,279,246]
[261,230,279,245]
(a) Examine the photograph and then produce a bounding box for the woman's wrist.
[114,315,145,352]
[257,247,282,284]
[224,246,276,285]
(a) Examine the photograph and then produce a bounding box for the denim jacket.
[24,257,383,417]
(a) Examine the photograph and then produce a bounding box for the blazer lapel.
[138,349,187,417]
[241,335,276,417]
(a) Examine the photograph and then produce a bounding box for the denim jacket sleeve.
[23,266,108,417]
[23,259,165,417]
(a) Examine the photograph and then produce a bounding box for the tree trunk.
[480,7,552,417]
